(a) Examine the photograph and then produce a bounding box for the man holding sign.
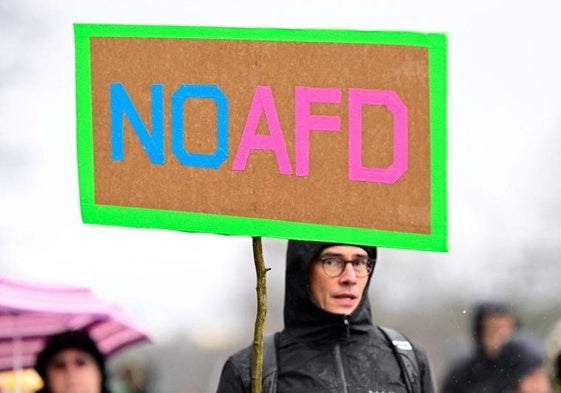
[216,240,435,393]
[73,23,445,392]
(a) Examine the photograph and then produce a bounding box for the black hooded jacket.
[440,301,517,393]
[216,240,435,393]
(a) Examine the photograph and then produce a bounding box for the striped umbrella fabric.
[0,277,150,372]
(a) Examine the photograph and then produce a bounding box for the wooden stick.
[251,236,269,393]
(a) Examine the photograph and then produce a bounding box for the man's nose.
[339,262,358,283]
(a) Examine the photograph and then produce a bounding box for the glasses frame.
[317,256,376,278]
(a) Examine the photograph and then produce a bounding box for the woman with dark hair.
[34,330,111,393]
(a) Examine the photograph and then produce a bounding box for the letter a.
[232,86,292,174]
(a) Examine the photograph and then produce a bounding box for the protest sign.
[74,24,447,251]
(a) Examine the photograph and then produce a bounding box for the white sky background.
[1,0,561,345]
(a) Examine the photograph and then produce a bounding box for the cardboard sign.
[74,24,447,251]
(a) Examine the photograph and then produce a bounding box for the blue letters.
[110,83,164,164]
[110,83,228,169]
[171,84,228,169]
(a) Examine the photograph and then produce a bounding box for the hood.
[283,240,377,344]
[472,300,518,351]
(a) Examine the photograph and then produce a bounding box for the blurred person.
[216,240,435,393]
[113,365,147,393]
[495,332,551,393]
[545,318,561,392]
[34,330,111,393]
[440,300,518,393]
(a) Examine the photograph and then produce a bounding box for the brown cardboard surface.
[90,37,430,233]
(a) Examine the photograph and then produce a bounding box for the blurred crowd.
[36,310,561,393]
[2,300,561,393]
[439,300,561,393]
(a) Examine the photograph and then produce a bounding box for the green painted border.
[74,24,447,251]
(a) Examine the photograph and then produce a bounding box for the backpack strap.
[378,326,422,393]
[261,333,279,393]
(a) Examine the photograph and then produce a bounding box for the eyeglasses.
[318,256,375,277]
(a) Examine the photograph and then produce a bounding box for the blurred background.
[1,0,561,392]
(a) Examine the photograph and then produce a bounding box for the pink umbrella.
[0,276,150,372]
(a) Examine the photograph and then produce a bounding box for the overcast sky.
[1,0,560,345]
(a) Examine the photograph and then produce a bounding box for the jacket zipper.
[333,343,349,393]
[334,317,351,393]
[343,317,350,338]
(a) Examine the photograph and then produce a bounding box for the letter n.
[110,83,164,164]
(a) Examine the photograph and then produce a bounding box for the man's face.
[45,348,102,393]
[480,313,516,358]
[308,245,370,315]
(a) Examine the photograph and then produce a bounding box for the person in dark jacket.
[34,329,111,393]
[440,300,518,393]
[495,332,551,393]
[216,240,435,393]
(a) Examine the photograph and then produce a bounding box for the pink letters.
[348,88,408,184]
[232,86,292,174]
[233,85,408,183]
[294,87,342,176]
